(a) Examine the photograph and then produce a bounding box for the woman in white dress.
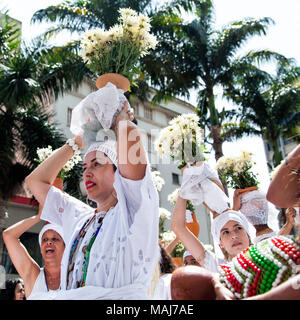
[3,214,64,299]
[171,162,254,272]
[24,92,159,300]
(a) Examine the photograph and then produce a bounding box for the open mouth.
[85,181,96,190]
[232,242,242,248]
[45,248,55,254]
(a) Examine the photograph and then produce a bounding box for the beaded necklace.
[81,217,104,287]
[66,214,97,288]
[218,236,300,299]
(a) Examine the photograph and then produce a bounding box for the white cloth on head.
[183,250,192,260]
[211,210,255,245]
[70,82,128,135]
[179,163,229,214]
[240,189,269,225]
[38,224,64,246]
[83,140,118,167]
[39,163,159,300]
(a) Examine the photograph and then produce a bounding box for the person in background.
[3,209,65,299]
[0,278,25,300]
[183,250,200,266]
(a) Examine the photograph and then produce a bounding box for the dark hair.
[0,278,24,300]
[159,244,177,274]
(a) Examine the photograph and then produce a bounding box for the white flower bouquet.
[168,187,195,212]
[155,113,205,169]
[159,207,171,236]
[35,146,82,180]
[216,150,259,190]
[151,170,165,192]
[80,8,158,82]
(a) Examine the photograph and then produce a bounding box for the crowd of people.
[0,82,299,300]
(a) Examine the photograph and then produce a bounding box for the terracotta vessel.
[96,73,130,92]
[53,177,63,191]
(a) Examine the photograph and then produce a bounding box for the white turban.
[39,224,64,247]
[183,250,192,260]
[83,140,118,167]
[211,210,255,245]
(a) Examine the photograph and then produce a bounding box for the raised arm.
[25,136,84,206]
[171,196,206,266]
[115,102,147,181]
[2,207,42,296]
[267,145,300,208]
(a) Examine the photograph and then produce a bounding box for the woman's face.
[40,230,65,265]
[82,151,115,202]
[219,220,250,259]
[14,282,25,300]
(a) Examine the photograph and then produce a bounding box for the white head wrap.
[211,210,255,246]
[239,189,269,225]
[183,250,192,260]
[70,82,129,136]
[38,224,64,246]
[83,140,118,167]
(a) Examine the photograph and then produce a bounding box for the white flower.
[151,170,165,192]
[161,230,176,243]
[168,188,180,205]
[159,207,171,220]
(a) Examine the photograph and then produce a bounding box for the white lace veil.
[240,189,270,226]
[70,82,129,136]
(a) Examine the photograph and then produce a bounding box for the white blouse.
[37,165,159,300]
[203,250,226,273]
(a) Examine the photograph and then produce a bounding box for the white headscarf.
[211,210,255,245]
[83,140,118,167]
[183,250,192,260]
[39,224,64,246]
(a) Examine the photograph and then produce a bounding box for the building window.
[172,173,180,185]
[144,105,153,120]
[67,108,73,127]
[147,133,152,153]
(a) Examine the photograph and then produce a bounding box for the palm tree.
[143,0,279,162]
[0,13,87,222]
[223,58,300,168]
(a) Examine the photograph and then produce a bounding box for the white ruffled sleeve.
[179,163,229,214]
[41,186,94,244]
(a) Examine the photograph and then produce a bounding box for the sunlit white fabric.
[179,163,229,214]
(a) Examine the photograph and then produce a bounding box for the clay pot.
[171,266,216,300]
[239,186,258,194]
[53,177,63,191]
[172,257,184,267]
[186,213,200,237]
[96,73,130,92]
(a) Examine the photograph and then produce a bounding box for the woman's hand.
[211,275,236,300]
[74,135,85,151]
[285,207,296,226]
[113,101,134,133]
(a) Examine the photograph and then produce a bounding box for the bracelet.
[285,158,300,175]
[66,138,80,156]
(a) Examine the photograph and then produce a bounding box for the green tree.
[223,58,300,168]
[0,13,87,219]
[143,0,277,161]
